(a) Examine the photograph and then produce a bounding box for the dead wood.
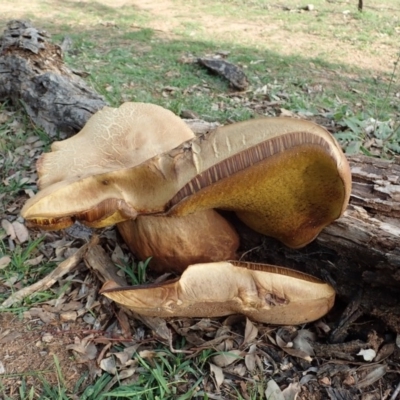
[84,245,128,287]
[0,20,107,137]
[197,57,249,90]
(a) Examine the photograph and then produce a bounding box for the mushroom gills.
[167,142,347,248]
[100,261,336,325]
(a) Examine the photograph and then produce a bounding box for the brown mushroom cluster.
[21,102,351,325]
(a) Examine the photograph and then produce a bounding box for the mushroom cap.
[22,116,351,248]
[100,261,335,325]
[36,102,195,190]
[118,209,239,274]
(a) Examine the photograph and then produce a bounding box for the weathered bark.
[2,21,400,330]
[0,20,107,137]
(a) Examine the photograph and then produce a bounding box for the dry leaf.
[12,221,29,243]
[343,374,356,386]
[139,350,166,359]
[25,255,44,266]
[244,344,257,372]
[60,311,78,321]
[279,108,296,118]
[265,379,285,400]
[28,308,56,324]
[209,363,224,390]
[66,335,98,362]
[281,347,313,362]
[276,332,293,348]
[243,318,258,345]
[1,219,15,240]
[319,377,331,385]
[282,382,301,400]
[0,256,11,270]
[357,365,386,389]
[111,244,126,264]
[212,350,242,367]
[233,363,247,377]
[375,343,395,362]
[293,329,315,356]
[100,356,117,375]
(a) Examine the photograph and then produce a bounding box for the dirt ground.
[0,313,89,396]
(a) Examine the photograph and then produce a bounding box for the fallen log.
[0,20,107,137]
[1,20,399,331]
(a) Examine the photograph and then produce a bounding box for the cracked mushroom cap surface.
[36,102,196,190]
[22,114,351,248]
[100,261,336,325]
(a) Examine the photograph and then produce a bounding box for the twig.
[390,381,400,400]
[1,235,98,308]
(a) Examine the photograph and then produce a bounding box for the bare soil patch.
[0,313,88,397]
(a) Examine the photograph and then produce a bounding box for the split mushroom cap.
[22,115,351,248]
[100,261,336,325]
[118,209,239,274]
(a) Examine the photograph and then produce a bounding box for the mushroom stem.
[118,209,239,274]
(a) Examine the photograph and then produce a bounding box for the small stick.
[1,236,98,308]
[390,381,400,400]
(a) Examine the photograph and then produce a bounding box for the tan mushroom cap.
[118,209,239,274]
[22,115,351,248]
[36,102,195,189]
[100,261,336,325]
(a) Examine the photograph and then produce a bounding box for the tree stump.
[1,20,400,331]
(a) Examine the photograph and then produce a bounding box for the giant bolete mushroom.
[21,103,351,324]
[22,114,351,249]
[100,261,336,325]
